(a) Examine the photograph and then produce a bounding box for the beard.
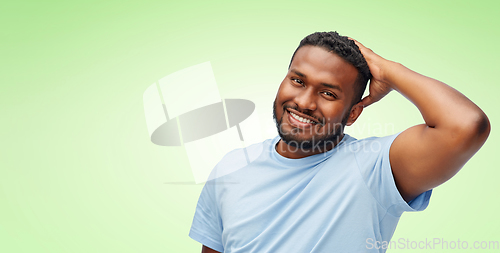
[273,99,349,150]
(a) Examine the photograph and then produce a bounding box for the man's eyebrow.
[321,82,343,92]
[291,69,343,92]
[291,70,306,77]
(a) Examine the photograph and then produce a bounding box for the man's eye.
[292,78,304,85]
[322,91,337,98]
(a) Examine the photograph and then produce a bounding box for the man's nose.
[293,88,317,111]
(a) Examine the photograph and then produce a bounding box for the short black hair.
[289,31,372,106]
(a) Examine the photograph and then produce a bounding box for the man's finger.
[360,95,375,108]
[349,38,365,50]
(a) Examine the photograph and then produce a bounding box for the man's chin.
[279,133,344,151]
[280,136,324,149]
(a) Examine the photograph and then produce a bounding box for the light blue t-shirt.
[189,134,432,252]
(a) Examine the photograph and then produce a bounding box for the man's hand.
[350,38,490,202]
[351,39,393,107]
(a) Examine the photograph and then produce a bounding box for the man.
[189,32,490,252]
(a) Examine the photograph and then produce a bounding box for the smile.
[290,111,315,124]
[285,108,323,128]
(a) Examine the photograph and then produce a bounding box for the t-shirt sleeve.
[354,133,432,217]
[189,180,224,252]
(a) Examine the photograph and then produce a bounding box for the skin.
[200,39,490,252]
[202,246,220,253]
[274,45,363,159]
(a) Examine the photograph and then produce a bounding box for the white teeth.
[290,112,314,124]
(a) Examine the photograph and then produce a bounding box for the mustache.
[282,104,325,125]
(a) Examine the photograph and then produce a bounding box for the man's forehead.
[292,46,353,67]
[290,46,359,86]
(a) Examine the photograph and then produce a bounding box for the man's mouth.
[286,108,322,126]
[289,111,316,124]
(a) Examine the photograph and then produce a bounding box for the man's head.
[289,32,371,106]
[273,31,372,154]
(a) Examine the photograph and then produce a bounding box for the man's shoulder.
[207,137,276,181]
[340,133,401,152]
[335,133,401,176]
[332,133,402,169]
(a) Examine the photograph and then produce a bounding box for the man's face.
[273,45,361,150]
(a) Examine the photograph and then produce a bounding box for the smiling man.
[189,32,490,253]
[274,43,365,159]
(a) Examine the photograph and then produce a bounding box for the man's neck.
[275,134,344,159]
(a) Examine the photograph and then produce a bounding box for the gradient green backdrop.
[1,0,498,252]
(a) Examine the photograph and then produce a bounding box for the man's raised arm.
[353,39,490,202]
[202,245,221,253]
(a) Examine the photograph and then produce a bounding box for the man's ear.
[346,102,363,126]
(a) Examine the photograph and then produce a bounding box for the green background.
[1,0,498,252]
